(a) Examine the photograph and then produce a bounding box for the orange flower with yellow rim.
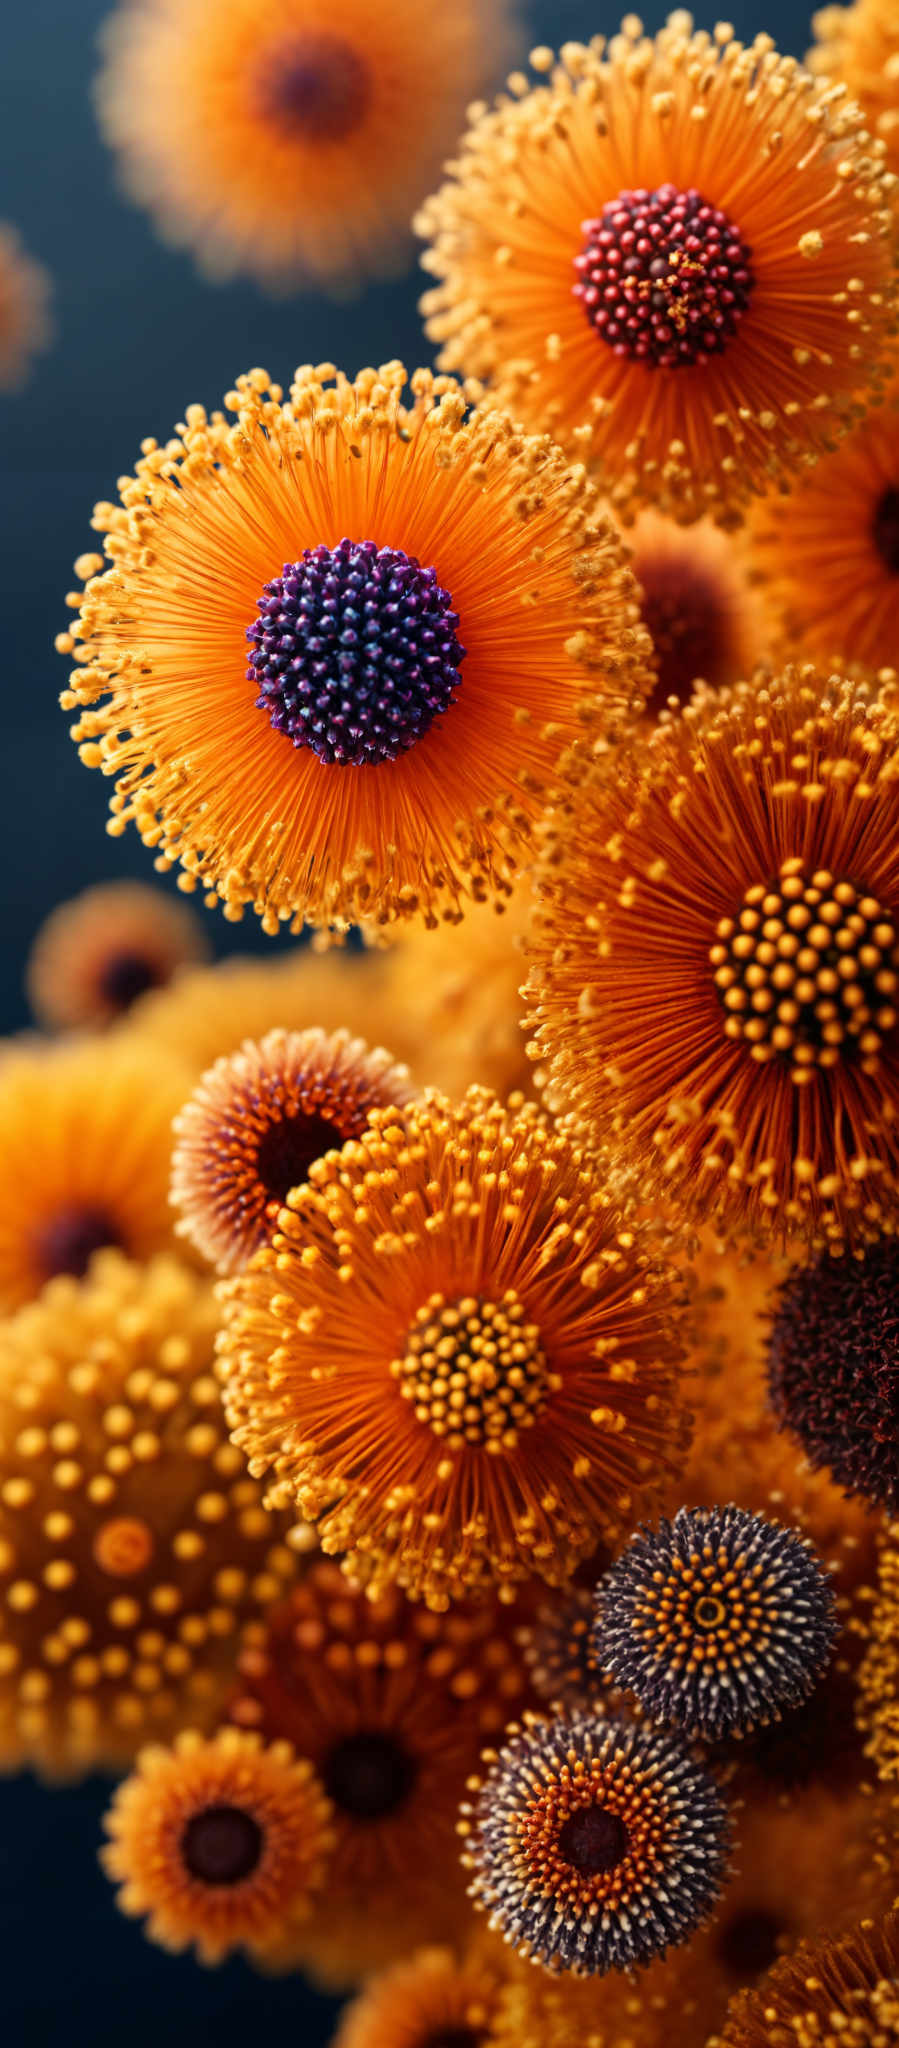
[59,363,650,938]
[0,222,51,390]
[26,879,210,1031]
[217,1090,690,1610]
[809,0,899,175]
[525,666,899,1252]
[749,381,899,678]
[101,1727,334,1964]
[417,16,897,526]
[95,0,515,292]
[629,513,771,717]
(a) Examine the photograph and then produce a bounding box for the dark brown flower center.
[323,1731,418,1820]
[251,32,371,142]
[873,486,899,575]
[557,1804,630,1876]
[255,1110,344,1209]
[35,1203,121,1280]
[97,948,161,1011]
[181,1803,264,1886]
[639,553,731,711]
[716,1908,790,1979]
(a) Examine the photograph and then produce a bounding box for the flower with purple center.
[246,537,466,768]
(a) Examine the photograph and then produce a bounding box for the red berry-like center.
[573,184,754,370]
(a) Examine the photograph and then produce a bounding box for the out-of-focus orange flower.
[26,880,210,1031]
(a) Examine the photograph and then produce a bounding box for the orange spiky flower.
[59,363,650,938]
[749,379,899,678]
[101,1728,334,1964]
[809,0,899,175]
[0,222,51,390]
[525,666,899,1252]
[95,0,515,293]
[0,1254,302,1776]
[26,880,210,1031]
[709,1910,899,2047]
[417,16,897,526]
[630,514,771,717]
[218,1090,690,1610]
[332,1942,512,2048]
[171,1026,414,1272]
[227,1559,534,1982]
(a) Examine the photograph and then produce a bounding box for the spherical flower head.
[171,1026,414,1272]
[0,222,51,390]
[95,0,516,292]
[59,363,651,939]
[767,1238,899,1511]
[101,1727,334,1964]
[460,1707,731,1976]
[526,665,899,1252]
[217,1090,690,1611]
[809,0,899,175]
[0,1039,192,1312]
[710,1910,899,2048]
[594,1505,837,1742]
[629,513,771,718]
[332,1942,510,2048]
[0,1253,302,1776]
[417,18,897,527]
[226,1559,535,1983]
[26,880,210,1031]
[749,372,899,679]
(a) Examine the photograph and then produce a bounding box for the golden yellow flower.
[218,1091,689,1609]
[26,880,210,1031]
[332,1942,511,2048]
[418,16,896,525]
[809,0,899,174]
[59,363,650,937]
[709,1911,899,2047]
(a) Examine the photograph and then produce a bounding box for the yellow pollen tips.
[710,862,899,1080]
[92,1516,155,1578]
[635,1548,767,1673]
[392,1290,550,1451]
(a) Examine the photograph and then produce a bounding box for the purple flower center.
[573,183,754,370]
[247,538,465,769]
[252,31,370,142]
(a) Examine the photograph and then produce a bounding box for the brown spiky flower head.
[226,1559,533,1982]
[710,1910,899,2047]
[26,880,210,1031]
[526,666,899,1252]
[460,1707,731,1975]
[218,1090,690,1611]
[0,1254,302,1776]
[809,0,899,175]
[417,16,897,527]
[101,1727,334,1965]
[59,363,651,939]
[171,1026,414,1272]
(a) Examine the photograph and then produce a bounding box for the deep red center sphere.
[573,183,754,370]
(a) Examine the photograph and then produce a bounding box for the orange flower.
[59,363,650,937]
[26,879,209,1031]
[809,0,899,175]
[122,946,395,1078]
[710,1911,899,2047]
[102,1728,334,1964]
[0,222,51,390]
[418,17,896,525]
[525,666,899,1251]
[749,381,899,678]
[95,0,515,292]
[630,513,771,717]
[332,1943,512,2048]
[171,1025,414,1271]
[217,1090,689,1609]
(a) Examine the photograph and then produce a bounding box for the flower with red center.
[26,880,210,1031]
[809,0,899,174]
[629,513,771,717]
[417,17,896,526]
[0,222,51,390]
[171,1026,414,1272]
[332,1943,512,2048]
[0,1039,190,1312]
[95,0,516,291]
[711,1911,899,2048]
[0,1254,302,1777]
[217,1091,689,1610]
[101,1727,334,1964]
[460,1708,731,1975]
[749,382,899,678]
[525,666,899,1251]
[59,364,650,938]
[226,1559,534,1983]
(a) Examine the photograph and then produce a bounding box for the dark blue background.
[1,1,808,2039]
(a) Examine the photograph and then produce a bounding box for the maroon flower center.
[873,486,899,575]
[574,183,754,369]
[252,32,371,143]
[717,1908,790,1979]
[35,1204,121,1280]
[323,1731,418,1820]
[97,948,161,1012]
[181,1803,264,1886]
[557,1804,630,1876]
[638,553,731,711]
[255,1111,345,1209]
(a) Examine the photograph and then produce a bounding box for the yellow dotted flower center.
[710,862,899,1079]
[392,1290,551,1452]
[635,1551,769,1671]
[92,1514,156,1578]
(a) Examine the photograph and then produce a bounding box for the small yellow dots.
[93,1515,155,1578]
[108,1597,142,1630]
[392,1289,551,1450]
[7,1580,39,1613]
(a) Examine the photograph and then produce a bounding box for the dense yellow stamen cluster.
[634,1549,767,1672]
[709,1911,899,2047]
[855,1523,899,1781]
[710,864,899,1078]
[393,1291,554,1451]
